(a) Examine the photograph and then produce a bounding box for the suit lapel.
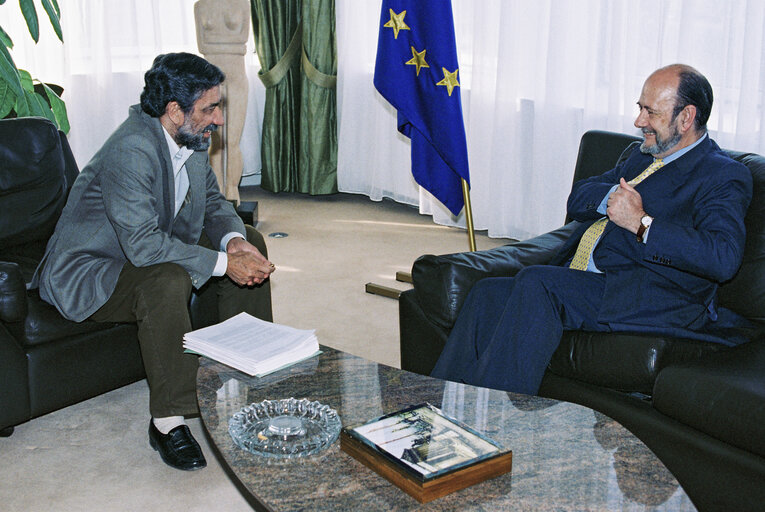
[663,135,716,186]
[185,153,207,218]
[635,135,715,188]
[171,151,207,243]
[601,136,715,238]
[141,111,176,230]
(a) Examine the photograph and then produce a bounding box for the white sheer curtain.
[336,0,765,240]
[4,0,764,233]
[1,0,265,175]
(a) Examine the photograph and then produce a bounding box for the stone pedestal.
[194,0,250,204]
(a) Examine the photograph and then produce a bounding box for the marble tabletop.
[197,346,696,511]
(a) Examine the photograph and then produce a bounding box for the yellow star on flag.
[436,67,460,96]
[406,46,429,76]
[383,9,410,39]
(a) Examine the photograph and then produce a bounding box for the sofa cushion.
[549,331,726,395]
[652,339,765,459]
[5,290,121,347]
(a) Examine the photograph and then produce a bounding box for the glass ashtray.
[229,398,341,459]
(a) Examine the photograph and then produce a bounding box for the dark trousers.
[430,265,610,395]
[91,225,272,418]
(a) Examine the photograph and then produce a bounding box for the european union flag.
[374,0,470,216]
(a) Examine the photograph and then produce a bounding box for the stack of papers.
[183,312,320,376]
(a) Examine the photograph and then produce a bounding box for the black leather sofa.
[399,130,765,512]
[0,117,145,437]
[0,117,251,437]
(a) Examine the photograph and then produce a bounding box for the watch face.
[641,215,653,227]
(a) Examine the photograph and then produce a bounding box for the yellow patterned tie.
[569,159,664,270]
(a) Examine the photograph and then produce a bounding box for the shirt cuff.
[213,252,228,277]
[642,225,651,244]
[597,184,620,214]
[213,232,245,277]
[220,231,245,252]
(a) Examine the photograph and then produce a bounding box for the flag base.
[365,282,405,300]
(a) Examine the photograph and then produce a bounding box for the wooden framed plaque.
[340,403,512,503]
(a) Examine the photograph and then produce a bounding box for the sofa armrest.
[411,222,578,330]
[652,337,765,459]
[0,262,27,322]
[399,289,451,375]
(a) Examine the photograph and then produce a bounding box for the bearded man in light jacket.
[33,52,273,471]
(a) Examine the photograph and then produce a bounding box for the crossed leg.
[431,265,610,395]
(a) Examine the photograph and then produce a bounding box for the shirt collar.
[660,133,707,164]
[162,126,195,175]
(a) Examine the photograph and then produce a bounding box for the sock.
[153,416,185,434]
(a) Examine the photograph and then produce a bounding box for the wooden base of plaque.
[340,431,513,503]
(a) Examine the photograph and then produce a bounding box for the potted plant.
[0,0,68,132]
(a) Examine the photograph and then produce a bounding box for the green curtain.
[250,0,337,194]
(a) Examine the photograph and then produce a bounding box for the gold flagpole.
[365,180,476,298]
[462,178,476,252]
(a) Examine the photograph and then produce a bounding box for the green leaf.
[40,0,63,42]
[26,89,46,115]
[0,80,16,118]
[20,0,40,43]
[49,0,60,18]
[18,68,34,92]
[0,42,24,98]
[41,81,68,133]
[33,93,55,123]
[20,88,54,122]
[13,88,31,116]
[0,25,13,48]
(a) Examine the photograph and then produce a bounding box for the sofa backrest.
[0,117,78,274]
[566,130,641,223]
[717,150,765,323]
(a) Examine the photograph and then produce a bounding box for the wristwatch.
[636,214,653,242]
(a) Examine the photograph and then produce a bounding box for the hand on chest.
[629,166,701,225]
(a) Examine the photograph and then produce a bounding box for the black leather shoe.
[148,420,207,471]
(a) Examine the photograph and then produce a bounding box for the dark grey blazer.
[33,105,245,322]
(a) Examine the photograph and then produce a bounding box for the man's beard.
[176,120,217,151]
[640,122,682,156]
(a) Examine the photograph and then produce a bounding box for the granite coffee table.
[197,346,696,511]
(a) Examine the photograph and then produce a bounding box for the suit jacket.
[33,105,245,322]
[552,136,753,343]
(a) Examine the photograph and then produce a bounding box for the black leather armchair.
[399,130,765,512]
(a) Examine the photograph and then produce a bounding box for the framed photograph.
[341,403,512,502]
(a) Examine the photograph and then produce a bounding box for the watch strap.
[637,223,647,242]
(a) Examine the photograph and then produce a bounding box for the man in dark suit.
[431,64,753,396]
[33,53,273,470]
